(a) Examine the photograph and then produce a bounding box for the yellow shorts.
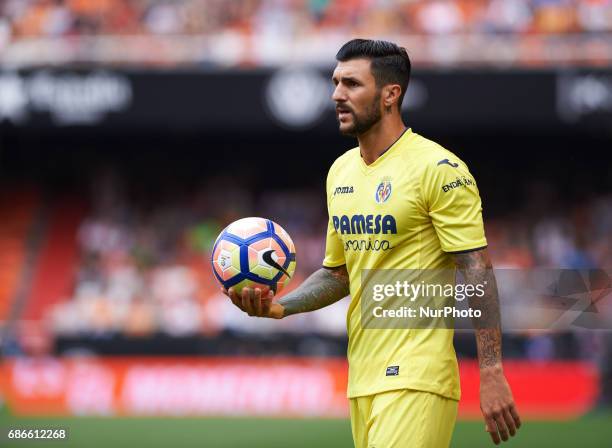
[349,389,458,448]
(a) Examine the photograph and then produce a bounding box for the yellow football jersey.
[323,128,487,400]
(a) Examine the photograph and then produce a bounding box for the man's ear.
[382,84,402,109]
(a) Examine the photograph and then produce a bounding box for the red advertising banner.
[0,358,599,419]
[0,358,349,417]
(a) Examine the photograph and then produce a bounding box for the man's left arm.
[453,248,522,445]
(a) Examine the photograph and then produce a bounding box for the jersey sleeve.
[422,154,488,253]
[322,166,346,267]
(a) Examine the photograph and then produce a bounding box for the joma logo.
[334,186,354,195]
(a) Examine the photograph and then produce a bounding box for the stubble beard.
[339,92,382,137]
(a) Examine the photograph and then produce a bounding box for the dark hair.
[336,39,411,110]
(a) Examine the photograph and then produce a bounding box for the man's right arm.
[279,265,350,317]
[226,265,350,319]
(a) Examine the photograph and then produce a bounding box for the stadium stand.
[1,0,611,67]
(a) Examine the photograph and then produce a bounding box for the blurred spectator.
[577,0,612,33]
[531,0,577,34]
[415,0,465,34]
[481,0,532,33]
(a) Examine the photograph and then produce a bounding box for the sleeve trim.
[445,245,488,254]
[322,262,346,269]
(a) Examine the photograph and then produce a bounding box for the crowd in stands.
[1,0,611,66]
[47,172,347,341]
[44,169,612,363]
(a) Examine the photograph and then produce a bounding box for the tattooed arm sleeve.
[453,248,502,369]
[278,265,350,317]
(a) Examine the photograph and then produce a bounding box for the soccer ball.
[211,217,296,296]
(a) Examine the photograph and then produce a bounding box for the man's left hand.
[480,365,521,445]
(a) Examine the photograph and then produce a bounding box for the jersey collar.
[359,127,412,173]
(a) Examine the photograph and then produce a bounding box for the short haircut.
[336,39,411,110]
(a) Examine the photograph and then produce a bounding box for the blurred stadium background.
[0,0,611,447]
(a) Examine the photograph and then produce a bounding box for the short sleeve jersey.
[324,128,487,400]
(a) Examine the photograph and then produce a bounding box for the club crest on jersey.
[375,178,392,203]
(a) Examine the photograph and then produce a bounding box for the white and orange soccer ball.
[211,217,296,296]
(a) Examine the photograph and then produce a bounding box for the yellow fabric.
[350,389,458,448]
[323,129,487,399]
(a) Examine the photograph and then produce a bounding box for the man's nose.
[332,85,346,102]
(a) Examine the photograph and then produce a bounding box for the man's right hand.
[223,287,285,319]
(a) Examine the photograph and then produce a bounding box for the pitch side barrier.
[0,357,599,419]
[0,68,610,134]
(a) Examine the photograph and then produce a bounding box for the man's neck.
[358,118,407,165]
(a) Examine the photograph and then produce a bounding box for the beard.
[338,92,382,137]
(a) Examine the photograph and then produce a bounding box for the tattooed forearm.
[453,249,502,369]
[278,265,350,317]
[476,327,503,369]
